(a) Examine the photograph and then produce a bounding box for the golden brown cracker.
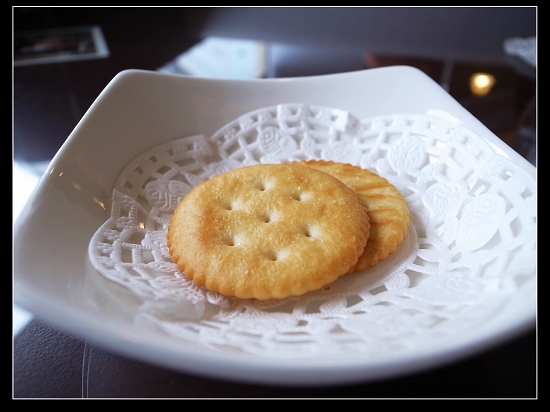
[167,163,370,300]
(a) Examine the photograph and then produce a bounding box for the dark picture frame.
[14,25,109,66]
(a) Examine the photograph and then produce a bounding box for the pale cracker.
[298,160,410,271]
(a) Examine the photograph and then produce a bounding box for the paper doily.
[88,104,536,359]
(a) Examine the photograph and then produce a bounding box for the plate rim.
[13,67,536,385]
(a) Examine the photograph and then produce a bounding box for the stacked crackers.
[167,161,409,300]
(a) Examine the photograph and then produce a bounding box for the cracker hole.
[290,192,303,201]
[221,201,234,211]
[264,250,278,261]
[300,226,312,237]
[255,181,266,191]
[221,236,236,246]
[260,213,271,223]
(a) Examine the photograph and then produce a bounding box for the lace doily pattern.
[88,105,536,359]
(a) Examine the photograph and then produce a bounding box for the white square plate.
[14,67,536,386]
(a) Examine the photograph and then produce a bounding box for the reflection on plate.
[88,105,536,359]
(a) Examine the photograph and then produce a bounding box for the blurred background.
[14,7,536,166]
[13,7,536,398]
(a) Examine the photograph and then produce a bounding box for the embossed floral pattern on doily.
[88,105,536,359]
[144,180,192,212]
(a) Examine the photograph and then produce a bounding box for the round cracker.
[298,160,410,271]
[167,163,370,300]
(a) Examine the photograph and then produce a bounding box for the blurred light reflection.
[470,72,496,97]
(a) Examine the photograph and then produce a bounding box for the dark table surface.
[13,7,537,399]
[13,317,537,399]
